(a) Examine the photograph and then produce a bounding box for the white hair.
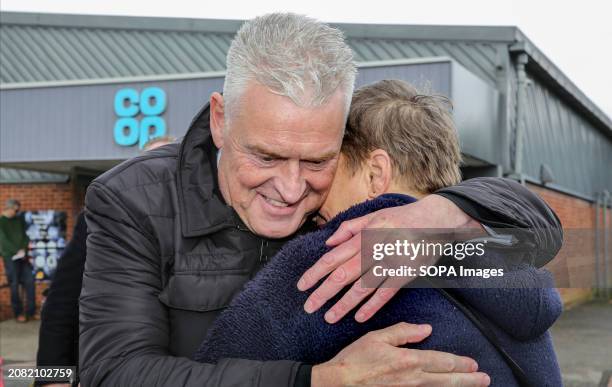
[223,13,356,122]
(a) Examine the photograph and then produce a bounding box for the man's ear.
[209,92,225,149]
[367,149,393,198]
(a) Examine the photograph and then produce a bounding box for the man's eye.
[259,155,275,163]
[304,160,327,168]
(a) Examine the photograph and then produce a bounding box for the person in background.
[142,135,177,151]
[35,136,176,387]
[0,198,35,323]
[35,212,86,387]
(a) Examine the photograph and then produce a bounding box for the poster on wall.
[24,210,67,281]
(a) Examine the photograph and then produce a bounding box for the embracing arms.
[299,177,562,323]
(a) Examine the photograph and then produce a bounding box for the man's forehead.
[226,83,346,158]
[244,140,340,160]
[232,82,347,126]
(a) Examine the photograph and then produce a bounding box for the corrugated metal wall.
[520,73,612,196]
[0,25,233,82]
[349,39,502,87]
[0,22,504,88]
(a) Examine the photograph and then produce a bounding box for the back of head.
[223,13,356,120]
[142,135,176,151]
[342,80,462,193]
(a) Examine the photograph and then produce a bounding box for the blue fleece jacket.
[194,194,563,387]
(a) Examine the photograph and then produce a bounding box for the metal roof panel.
[1,11,609,133]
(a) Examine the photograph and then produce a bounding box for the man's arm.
[79,182,302,387]
[298,177,563,323]
[435,177,562,267]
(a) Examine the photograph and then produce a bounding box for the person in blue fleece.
[194,80,563,386]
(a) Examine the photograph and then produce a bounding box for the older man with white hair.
[80,13,561,387]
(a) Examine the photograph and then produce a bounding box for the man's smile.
[258,193,301,216]
[263,195,289,208]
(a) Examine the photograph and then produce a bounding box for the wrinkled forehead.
[237,123,344,162]
[227,84,346,154]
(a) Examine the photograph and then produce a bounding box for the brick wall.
[528,185,596,228]
[0,182,78,238]
[528,184,597,307]
[0,181,81,321]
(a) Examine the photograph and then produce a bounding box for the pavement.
[550,300,612,387]
[1,320,40,366]
[1,301,611,386]
[1,318,40,387]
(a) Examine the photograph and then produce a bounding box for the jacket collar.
[176,103,239,237]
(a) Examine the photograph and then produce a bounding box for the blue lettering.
[114,118,139,146]
[140,87,166,116]
[114,88,139,117]
[139,116,166,149]
[113,87,168,148]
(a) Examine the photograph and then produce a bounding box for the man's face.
[211,83,346,238]
[4,206,18,218]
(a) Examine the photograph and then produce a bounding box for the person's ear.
[366,149,393,198]
[209,92,225,149]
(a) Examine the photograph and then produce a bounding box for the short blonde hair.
[342,80,461,193]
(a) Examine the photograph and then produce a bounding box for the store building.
[1,12,611,318]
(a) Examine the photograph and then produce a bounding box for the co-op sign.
[113,87,167,149]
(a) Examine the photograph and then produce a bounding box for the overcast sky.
[2,0,611,118]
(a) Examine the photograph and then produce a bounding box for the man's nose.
[277,161,307,204]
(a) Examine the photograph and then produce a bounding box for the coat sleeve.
[435,177,563,268]
[37,212,87,371]
[79,182,303,387]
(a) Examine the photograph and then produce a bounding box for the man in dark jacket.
[80,13,562,387]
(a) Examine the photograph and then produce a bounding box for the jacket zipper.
[259,239,269,262]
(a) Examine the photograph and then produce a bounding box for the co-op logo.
[113,87,167,149]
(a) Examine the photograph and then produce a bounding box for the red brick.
[528,184,598,306]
